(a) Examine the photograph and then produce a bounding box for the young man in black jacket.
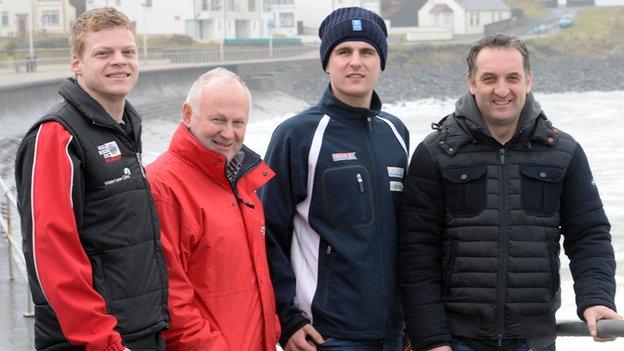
[262,7,409,351]
[15,7,168,351]
[399,34,620,351]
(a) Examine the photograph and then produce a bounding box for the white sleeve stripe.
[291,114,331,322]
[31,124,50,304]
[65,135,74,208]
[377,116,408,155]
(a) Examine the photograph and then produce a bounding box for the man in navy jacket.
[261,7,409,351]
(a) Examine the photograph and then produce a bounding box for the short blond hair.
[71,7,135,57]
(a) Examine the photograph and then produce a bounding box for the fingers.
[583,305,624,342]
[285,325,321,351]
[303,324,325,345]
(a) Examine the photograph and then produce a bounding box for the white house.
[0,0,76,38]
[86,0,273,42]
[418,0,511,35]
[268,0,297,36]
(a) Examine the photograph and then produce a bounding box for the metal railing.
[0,177,33,317]
[0,46,317,88]
[558,320,624,337]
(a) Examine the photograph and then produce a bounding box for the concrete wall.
[0,58,318,139]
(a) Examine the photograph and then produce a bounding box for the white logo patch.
[387,167,404,179]
[98,141,122,163]
[332,152,357,162]
[390,181,403,192]
[104,167,132,186]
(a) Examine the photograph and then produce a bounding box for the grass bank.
[389,6,624,66]
[528,6,624,59]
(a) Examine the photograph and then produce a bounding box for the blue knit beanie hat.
[318,7,388,71]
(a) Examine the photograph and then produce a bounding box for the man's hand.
[284,324,324,351]
[427,346,452,351]
[583,305,623,342]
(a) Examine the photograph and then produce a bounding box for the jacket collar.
[318,84,382,120]
[437,92,558,155]
[58,78,142,144]
[168,123,268,189]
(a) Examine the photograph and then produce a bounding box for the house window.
[279,12,294,28]
[211,0,221,11]
[433,12,452,29]
[469,12,480,26]
[202,0,208,10]
[1,12,9,27]
[41,10,59,26]
[249,0,256,12]
[228,0,236,11]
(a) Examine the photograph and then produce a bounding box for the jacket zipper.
[229,157,262,208]
[496,148,508,346]
[364,115,387,326]
[323,245,332,304]
[443,240,457,296]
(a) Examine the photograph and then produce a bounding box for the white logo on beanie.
[352,19,362,31]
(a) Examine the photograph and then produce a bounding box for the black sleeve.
[560,144,616,319]
[398,142,452,350]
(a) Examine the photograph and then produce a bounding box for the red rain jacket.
[147,124,280,350]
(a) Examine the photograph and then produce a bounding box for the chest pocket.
[519,165,564,216]
[321,165,374,229]
[442,166,487,217]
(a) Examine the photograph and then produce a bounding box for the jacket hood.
[318,84,382,120]
[168,123,271,190]
[436,92,558,155]
[454,91,542,138]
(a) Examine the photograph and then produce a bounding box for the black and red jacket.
[15,78,169,351]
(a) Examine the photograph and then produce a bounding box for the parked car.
[533,23,548,34]
[558,14,574,28]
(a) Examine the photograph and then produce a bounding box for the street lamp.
[142,1,151,60]
[28,0,35,72]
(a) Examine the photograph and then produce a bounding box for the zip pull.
[497,334,503,347]
[136,152,146,178]
[366,117,373,132]
[356,173,364,192]
[326,245,332,254]
[499,149,506,165]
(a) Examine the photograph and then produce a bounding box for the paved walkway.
[0,240,34,350]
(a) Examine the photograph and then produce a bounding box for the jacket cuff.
[578,300,617,321]
[411,334,452,351]
[279,316,310,347]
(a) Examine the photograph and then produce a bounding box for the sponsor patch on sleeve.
[332,152,357,162]
[390,181,403,192]
[387,167,404,179]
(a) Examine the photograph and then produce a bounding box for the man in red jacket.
[146,67,280,351]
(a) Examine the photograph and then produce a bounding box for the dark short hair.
[466,34,531,79]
